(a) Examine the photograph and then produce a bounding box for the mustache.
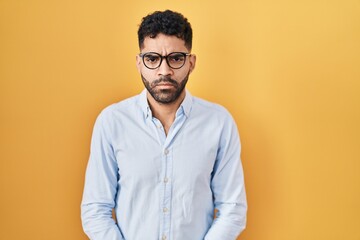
[152,76,179,87]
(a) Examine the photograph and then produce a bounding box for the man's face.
[136,33,196,104]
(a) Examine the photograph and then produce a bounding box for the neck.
[147,90,185,134]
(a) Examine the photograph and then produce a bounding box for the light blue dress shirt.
[81,89,247,240]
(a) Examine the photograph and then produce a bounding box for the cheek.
[140,65,189,83]
[140,68,155,80]
[175,68,190,80]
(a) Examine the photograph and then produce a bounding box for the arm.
[204,115,247,240]
[81,109,125,240]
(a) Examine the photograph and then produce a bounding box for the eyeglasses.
[139,52,191,70]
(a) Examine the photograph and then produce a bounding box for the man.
[81,10,247,240]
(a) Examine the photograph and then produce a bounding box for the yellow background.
[1,0,359,239]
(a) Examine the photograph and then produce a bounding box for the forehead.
[141,33,188,53]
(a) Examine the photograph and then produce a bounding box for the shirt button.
[164,149,169,155]
[163,207,168,213]
[164,177,169,183]
[162,235,167,240]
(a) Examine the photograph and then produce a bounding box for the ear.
[189,54,196,73]
[136,55,141,73]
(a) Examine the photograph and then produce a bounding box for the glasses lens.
[167,53,186,69]
[143,53,161,69]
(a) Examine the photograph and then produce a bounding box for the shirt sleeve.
[204,113,247,240]
[81,108,125,240]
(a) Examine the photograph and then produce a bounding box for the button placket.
[161,147,172,240]
[164,177,169,183]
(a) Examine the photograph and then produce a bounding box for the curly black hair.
[138,10,193,50]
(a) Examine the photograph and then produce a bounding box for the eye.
[168,54,185,63]
[144,54,160,63]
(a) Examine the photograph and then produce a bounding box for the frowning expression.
[136,33,196,104]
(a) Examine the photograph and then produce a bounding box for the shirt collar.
[139,89,151,119]
[139,88,193,119]
[181,89,193,117]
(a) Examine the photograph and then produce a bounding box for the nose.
[157,58,173,76]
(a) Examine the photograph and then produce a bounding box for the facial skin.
[136,33,196,105]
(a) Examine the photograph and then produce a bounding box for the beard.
[141,72,189,104]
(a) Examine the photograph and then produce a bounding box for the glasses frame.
[139,52,191,70]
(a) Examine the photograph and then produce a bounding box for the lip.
[157,83,175,88]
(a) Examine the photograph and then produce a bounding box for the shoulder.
[190,96,240,140]
[99,94,140,116]
[95,94,142,126]
[191,96,234,120]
